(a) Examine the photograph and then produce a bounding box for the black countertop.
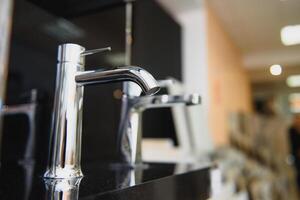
[0,161,214,200]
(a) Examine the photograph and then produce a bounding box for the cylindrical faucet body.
[44,44,85,178]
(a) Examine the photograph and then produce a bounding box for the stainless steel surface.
[81,47,111,56]
[44,43,159,179]
[44,178,82,200]
[130,94,201,110]
[118,88,201,166]
[76,67,160,95]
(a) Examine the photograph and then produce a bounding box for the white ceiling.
[207,0,300,69]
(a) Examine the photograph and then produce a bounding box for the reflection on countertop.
[0,161,214,200]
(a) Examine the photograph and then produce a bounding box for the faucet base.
[44,167,83,179]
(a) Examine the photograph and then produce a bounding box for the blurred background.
[1,0,300,199]
[156,1,300,198]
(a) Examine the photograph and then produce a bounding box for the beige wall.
[206,6,252,145]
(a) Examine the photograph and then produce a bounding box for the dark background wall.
[2,0,182,168]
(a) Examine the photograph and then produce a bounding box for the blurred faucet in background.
[118,79,201,167]
[120,1,201,167]
[44,43,159,179]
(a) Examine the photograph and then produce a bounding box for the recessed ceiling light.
[287,75,300,87]
[281,25,300,46]
[269,64,282,76]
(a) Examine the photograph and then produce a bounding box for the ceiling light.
[269,64,282,76]
[281,25,300,46]
[287,75,300,87]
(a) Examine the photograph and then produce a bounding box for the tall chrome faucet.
[118,80,201,167]
[44,43,160,179]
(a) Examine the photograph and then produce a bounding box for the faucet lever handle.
[81,47,112,56]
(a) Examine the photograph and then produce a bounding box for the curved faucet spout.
[75,66,160,95]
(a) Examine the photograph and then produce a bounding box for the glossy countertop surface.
[0,161,214,200]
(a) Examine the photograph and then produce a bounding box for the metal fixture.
[120,1,199,166]
[118,79,201,166]
[45,178,82,200]
[44,43,159,179]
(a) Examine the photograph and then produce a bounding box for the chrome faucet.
[44,43,159,179]
[118,80,201,167]
[45,178,82,200]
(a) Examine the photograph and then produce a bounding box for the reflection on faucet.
[44,177,82,200]
[44,43,159,179]
[118,81,201,167]
[116,167,143,188]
